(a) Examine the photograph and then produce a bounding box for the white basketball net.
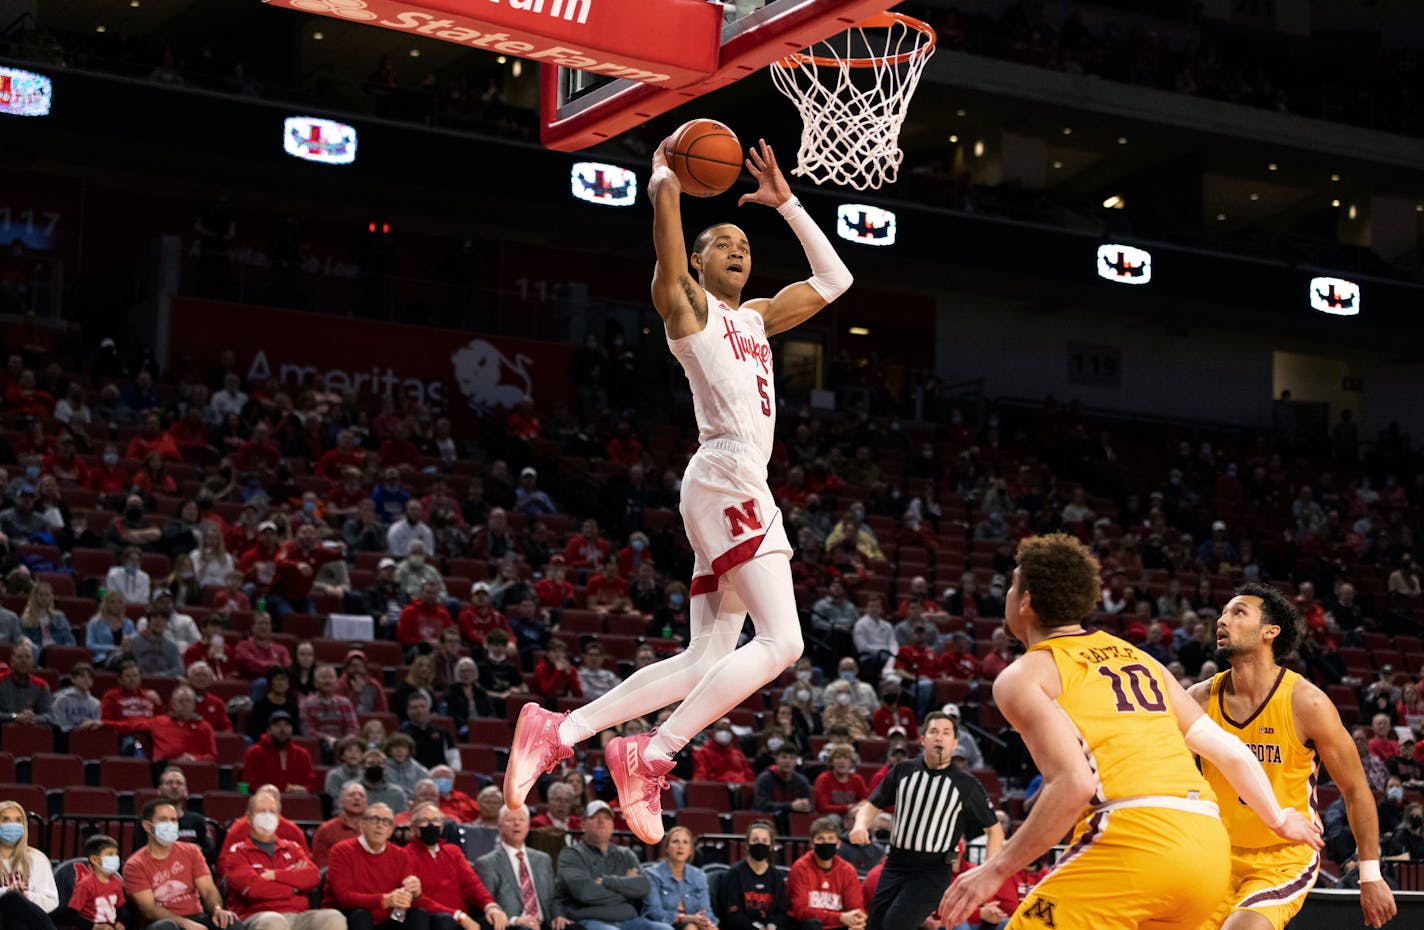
[770,15,936,191]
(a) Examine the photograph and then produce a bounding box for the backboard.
[539,0,901,152]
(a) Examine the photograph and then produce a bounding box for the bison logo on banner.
[451,338,534,413]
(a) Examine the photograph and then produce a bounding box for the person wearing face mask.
[0,798,57,928]
[715,820,786,930]
[692,718,755,786]
[753,746,813,835]
[1377,776,1407,836]
[787,817,865,930]
[428,765,481,824]
[124,799,238,930]
[86,444,129,500]
[60,833,125,930]
[1386,801,1424,859]
[821,658,876,717]
[105,546,153,607]
[648,583,691,645]
[396,540,447,602]
[404,803,507,930]
[221,792,345,930]
[475,804,564,930]
[324,802,428,930]
[359,748,411,813]
[819,683,869,741]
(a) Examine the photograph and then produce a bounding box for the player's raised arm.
[648,140,706,336]
[738,140,852,337]
[1295,682,1396,928]
[1159,659,1322,849]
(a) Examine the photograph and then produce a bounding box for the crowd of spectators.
[0,294,1419,929]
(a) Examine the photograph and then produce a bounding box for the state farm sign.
[262,0,721,87]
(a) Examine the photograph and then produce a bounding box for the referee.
[848,711,1003,930]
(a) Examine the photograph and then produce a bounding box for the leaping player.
[504,135,852,844]
[1191,584,1396,930]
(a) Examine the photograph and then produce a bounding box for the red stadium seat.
[0,724,55,758]
[56,787,119,816]
[44,646,91,675]
[0,752,12,782]
[201,791,250,825]
[459,745,497,773]
[282,793,322,823]
[102,757,157,792]
[0,784,48,818]
[466,718,512,745]
[30,752,84,789]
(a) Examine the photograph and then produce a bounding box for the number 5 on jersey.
[757,375,771,417]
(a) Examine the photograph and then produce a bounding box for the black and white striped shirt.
[868,758,996,857]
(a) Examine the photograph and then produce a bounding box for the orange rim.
[773,11,936,69]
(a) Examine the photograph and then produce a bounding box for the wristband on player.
[777,197,806,219]
[1358,859,1382,882]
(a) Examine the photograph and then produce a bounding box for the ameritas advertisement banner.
[168,298,574,429]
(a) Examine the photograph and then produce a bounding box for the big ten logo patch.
[724,499,763,538]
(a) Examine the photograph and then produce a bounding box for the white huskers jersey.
[667,290,777,466]
[669,290,790,596]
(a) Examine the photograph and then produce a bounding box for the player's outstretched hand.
[1272,808,1323,849]
[847,827,869,846]
[738,139,792,209]
[1360,878,1397,929]
[937,867,1001,929]
[650,139,680,194]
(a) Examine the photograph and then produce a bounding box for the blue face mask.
[0,823,24,845]
[153,822,180,845]
[434,777,453,795]
[303,501,316,514]
[24,466,39,480]
[669,593,685,608]
[840,671,856,683]
[631,540,645,552]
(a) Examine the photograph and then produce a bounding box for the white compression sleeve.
[778,197,852,302]
[1185,715,1286,829]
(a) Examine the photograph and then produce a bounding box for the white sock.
[645,554,803,762]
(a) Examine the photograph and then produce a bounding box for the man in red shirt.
[312,782,367,870]
[895,576,939,620]
[219,791,343,930]
[692,717,755,785]
[813,746,869,816]
[233,612,291,680]
[788,818,866,930]
[325,802,427,930]
[270,523,343,618]
[534,555,576,609]
[316,430,367,479]
[238,523,283,597]
[100,657,161,723]
[300,665,360,753]
[234,421,282,476]
[112,684,217,763]
[125,799,239,930]
[327,467,370,517]
[561,517,609,572]
[406,802,507,930]
[42,433,88,487]
[379,421,422,470]
[428,765,480,824]
[938,631,981,681]
[585,558,631,615]
[531,638,582,702]
[870,681,917,740]
[86,443,129,496]
[242,711,316,793]
[458,583,513,646]
[185,617,235,682]
[398,580,454,656]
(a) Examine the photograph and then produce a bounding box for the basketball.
[666,118,743,197]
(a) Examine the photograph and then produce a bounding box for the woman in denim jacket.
[644,826,718,930]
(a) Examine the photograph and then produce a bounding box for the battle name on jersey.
[1244,742,1283,765]
[1076,643,1133,663]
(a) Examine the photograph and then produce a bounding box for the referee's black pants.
[866,860,953,930]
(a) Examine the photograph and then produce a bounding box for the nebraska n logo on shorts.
[725,499,763,537]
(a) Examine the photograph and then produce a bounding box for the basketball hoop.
[770,11,936,191]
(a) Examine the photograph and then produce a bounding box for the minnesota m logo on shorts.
[1023,897,1057,928]
[724,499,764,537]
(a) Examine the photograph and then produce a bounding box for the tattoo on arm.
[679,276,706,324]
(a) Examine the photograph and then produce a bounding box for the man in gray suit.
[475,805,566,930]
[554,802,674,930]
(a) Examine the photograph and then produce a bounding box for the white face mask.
[835,692,852,706]
[714,730,733,746]
[252,812,279,835]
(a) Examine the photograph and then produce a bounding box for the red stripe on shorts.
[689,533,767,596]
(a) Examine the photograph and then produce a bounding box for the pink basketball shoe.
[606,732,675,845]
[504,702,572,809]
